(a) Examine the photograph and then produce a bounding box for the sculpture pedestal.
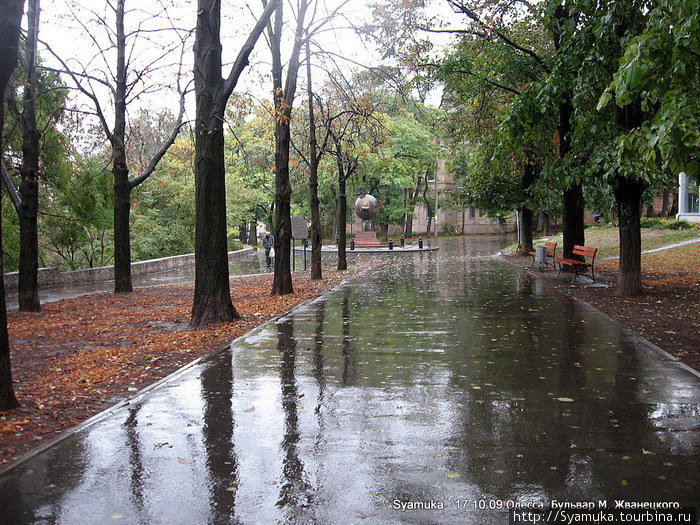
[353,231,383,249]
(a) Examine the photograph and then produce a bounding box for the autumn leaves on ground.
[0,269,360,466]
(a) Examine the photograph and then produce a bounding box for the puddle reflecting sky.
[1,237,698,524]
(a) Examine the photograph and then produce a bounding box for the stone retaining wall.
[4,247,255,288]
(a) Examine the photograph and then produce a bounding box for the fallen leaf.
[243,407,255,413]
[555,397,574,402]
[178,457,193,464]
[445,472,461,478]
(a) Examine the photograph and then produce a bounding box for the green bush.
[639,217,696,230]
[440,223,457,236]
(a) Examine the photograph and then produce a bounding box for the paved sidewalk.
[1,237,698,524]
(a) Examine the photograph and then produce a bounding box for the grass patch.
[516,227,700,259]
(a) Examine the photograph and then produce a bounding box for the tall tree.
[45,0,189,293]
[268,0,310,294]
[0,0,26,411]
[191,0,278,325]
[603,0,700,294]
[304,42,325,280]
[267,0,346,293]
[1,0,41,311]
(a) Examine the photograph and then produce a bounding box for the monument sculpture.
[353,188,382,248]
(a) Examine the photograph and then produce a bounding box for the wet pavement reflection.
[1,236,698,524]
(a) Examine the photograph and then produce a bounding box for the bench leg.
[570,266,579,284]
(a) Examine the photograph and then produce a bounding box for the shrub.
[440,223,457,236]
[639,218,696,230]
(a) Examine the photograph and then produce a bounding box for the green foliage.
[40,155,114,270]
[360,112,437,227]
[604,0,700,176]
[131,136,196,261]
[639,218,697,230]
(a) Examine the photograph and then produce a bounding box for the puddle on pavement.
[1,236,698,524]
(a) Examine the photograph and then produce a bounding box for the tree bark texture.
[614,176,646,296]
[306,43,322,281]
[562,183,585,259]
[516,157,537,255]
[111,0,133,293]
[17,0,41,311]
[191,0,238,325]
[558,93,585,260]
[272,118,294,294]
[0,0,26,411]
[191,0,276,322]
[336,141,347,271]
[613,102,647,296]
[270,0,308,295]
[517,207,534,255]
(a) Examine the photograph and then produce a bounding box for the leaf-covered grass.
[0,267,368,466]
[512,226,700,259]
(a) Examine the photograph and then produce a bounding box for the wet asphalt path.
[0,236,698,524]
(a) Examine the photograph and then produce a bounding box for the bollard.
[336,234,339,246]
[418,237,423,249]
[350,239,355,250]
[400,236,405,247]
[388,240,394,250]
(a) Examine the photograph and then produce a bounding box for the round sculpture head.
[354,188,378,221]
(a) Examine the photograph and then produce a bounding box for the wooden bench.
[554,245,597,283]
[529,241,557,270]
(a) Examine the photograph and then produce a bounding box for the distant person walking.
[262,232,275,269]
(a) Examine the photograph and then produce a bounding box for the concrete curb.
[571,295,700,381]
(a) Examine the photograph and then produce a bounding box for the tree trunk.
[559,94,585,259]
[562,183,585,259]
[17,0,41,311]
[613,101,647,296]
[112,0,133,293]
[248,219,258,245]
[336,152,347,271]
[272,115,294,294]
[306,43,322,281]
[0,0,25,411]
[517,207,534,255]
[18,189,40,310]
[192,120,238,324]
[113,163,133,292]
[661,187,669,217]
[191,0,238,325]
[517,156,538,255]
[614,176,646,296]
[553,8,585,259]
[239,220,248,244]
[404,175,423,238]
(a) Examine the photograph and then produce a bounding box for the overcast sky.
[36,0,456,124]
